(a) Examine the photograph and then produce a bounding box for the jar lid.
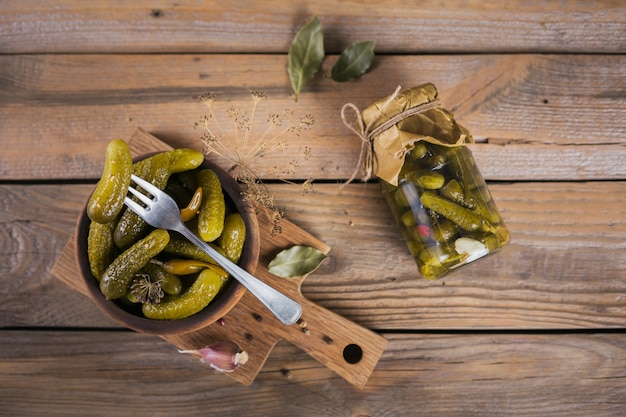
[359,83,473,186]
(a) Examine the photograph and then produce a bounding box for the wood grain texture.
[1,330,625,417]
[1,0,625,413]
[0,183,115,327]
[1,0,624,54]
[0,54,624,181]
[3,181,624,330]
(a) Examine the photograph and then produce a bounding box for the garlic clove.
[454,237,489,263]
[179,341,248,373]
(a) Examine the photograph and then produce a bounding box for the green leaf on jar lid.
[331,40,375,82]
[288,15,325,101]
[268,245,327,278]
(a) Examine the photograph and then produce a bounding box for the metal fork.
[124,174,302,325]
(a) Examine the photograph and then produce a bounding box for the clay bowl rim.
[75,152,260,335]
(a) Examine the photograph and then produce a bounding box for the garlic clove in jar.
[454,237,489,263]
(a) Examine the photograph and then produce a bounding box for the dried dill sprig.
[237,176,286,236]
[195,91,315,235]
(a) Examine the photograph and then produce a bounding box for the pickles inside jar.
[381,142,510,280]
[85,142,248,319]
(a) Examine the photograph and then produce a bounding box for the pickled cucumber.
[441,179,476,209]
[406,142,428,161]
[442,179,500,224]
[87,139,132,224]
[162,234,224,264]
[432,219,457,242]
[217,213,246,263]
[166,148,204,173]
[87,220,116,281]
[414,172,445,190]
[196,169,225,242]
[100,229,170,300]
[420,192,483,232]
[142,267,227,320]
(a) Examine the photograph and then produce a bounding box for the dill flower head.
[129,273,164,304]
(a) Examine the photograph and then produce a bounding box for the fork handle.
[176,225,302,326]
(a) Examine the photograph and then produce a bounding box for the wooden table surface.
[1,1,625,416]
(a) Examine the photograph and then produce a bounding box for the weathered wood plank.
[1,330,625,417]
[1,0,624,54]
[0,54,624,181]
[0,184,117,327]
[1,181,624,329]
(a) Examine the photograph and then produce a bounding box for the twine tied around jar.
[341,83,473,187]
[340,85,444,187]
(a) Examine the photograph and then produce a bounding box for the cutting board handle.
[281,295,387,388]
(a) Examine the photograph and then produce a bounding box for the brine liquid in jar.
[381,141,510,279]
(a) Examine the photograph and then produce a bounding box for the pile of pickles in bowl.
[381,141,510,280]
[75,139,259,335]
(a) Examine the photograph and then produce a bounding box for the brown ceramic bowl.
[75,153,260,335]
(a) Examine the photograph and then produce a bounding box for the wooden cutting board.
[51,127,387,388]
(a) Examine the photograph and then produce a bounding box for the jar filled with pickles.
[349,83,510,279]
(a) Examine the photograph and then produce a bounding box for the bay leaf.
[268,245,327,278]
[287,15,325,101]
[331,40,375,82]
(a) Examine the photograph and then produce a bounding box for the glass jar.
[380,141,510,279]
[354,83,510,279]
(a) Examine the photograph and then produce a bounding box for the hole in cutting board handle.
[342,343,363,364]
